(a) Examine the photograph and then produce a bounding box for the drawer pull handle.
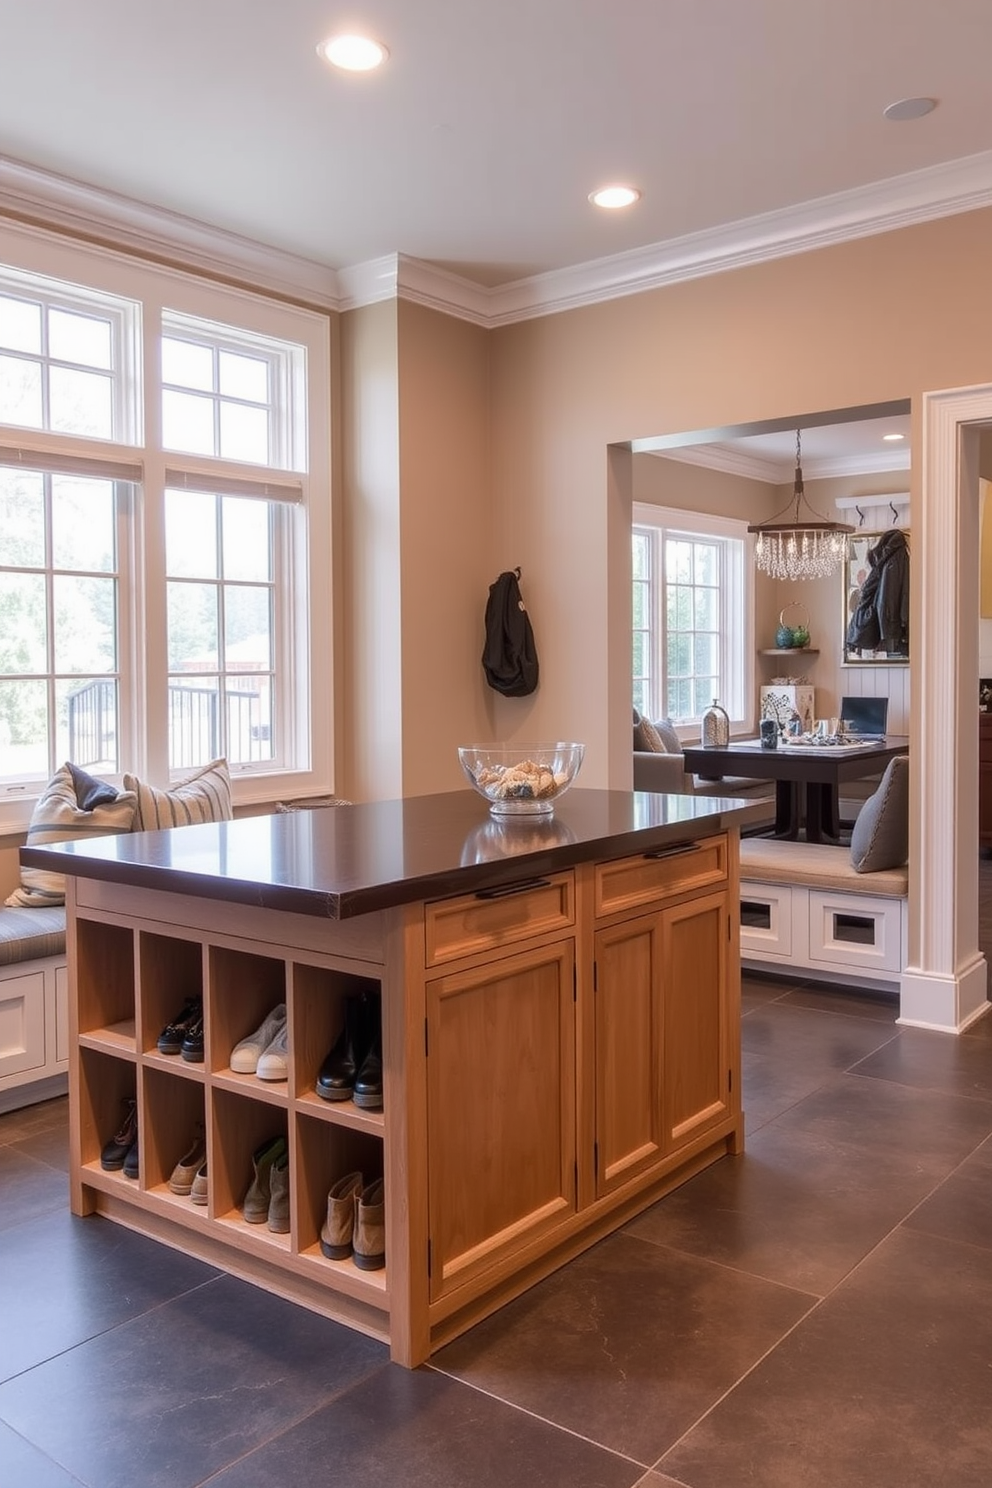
[643,843,702,861]
[476,877,552,900]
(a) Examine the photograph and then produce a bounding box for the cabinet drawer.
[425,872,575,967]
[739,880,793,958]
[808,889,905,975]
[0,970,47,1078]
[595,835,727,918]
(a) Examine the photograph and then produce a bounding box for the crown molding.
[0,154,343,310]
[654,444,784,484]
[3,147,992,328]
[478,149,992,327]
[655,443,910,483]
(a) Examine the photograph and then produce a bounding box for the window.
[0,226,331,823]
[633,504,753,731]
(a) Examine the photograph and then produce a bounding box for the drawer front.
[595,835,727,918]
[0,970,47,1078]
[739,881,793,958]
[808,889,904,974]
[425,872,575,967]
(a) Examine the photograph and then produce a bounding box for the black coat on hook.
[482,569,539,696]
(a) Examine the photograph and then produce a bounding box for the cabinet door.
[426,940,576,1303]
[660,889,733,1154]
[593,915,665,1197]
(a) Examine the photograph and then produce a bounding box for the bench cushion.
[0,904,66,967]
[740,839,908,898]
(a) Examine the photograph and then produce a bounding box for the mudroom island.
[24,787,757,1367]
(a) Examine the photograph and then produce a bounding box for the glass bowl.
[458,742,585,816]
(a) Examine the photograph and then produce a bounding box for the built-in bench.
[739,837,908,992]
[0,861,68,1113]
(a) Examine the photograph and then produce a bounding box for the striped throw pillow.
[124,758,233,831]
[5,762,138,908]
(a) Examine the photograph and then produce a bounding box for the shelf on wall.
[759,649,820,657]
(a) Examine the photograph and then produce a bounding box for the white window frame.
[633,502,755,738]
[0,219,332,832]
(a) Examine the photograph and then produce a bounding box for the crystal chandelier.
[748,428,853,581]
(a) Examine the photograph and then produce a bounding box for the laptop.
[839,695,889,740]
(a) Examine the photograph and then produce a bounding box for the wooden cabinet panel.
[424,873,574,966]
[594,835,727,918]
[426,940,576,1301]
[660,890,732,1152]
[593,916,664,1196]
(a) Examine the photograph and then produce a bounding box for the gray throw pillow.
[653,718,683,755]
[850,755,909,872]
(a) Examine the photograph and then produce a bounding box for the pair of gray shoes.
[319,1172,385,1269]
[243,1135,289,1232]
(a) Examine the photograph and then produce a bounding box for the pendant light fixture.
[748,428,854,581]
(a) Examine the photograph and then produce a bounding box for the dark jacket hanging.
[482,569,539,696]
[846,528,910,655]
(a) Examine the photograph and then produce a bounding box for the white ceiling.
[1,0,991,291]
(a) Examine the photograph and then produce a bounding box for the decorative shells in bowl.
[458,742,585,816]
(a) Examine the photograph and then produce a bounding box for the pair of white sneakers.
[231,1004,288,1081]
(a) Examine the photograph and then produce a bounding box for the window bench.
[739,837,908,992]
[0,887,68,1113]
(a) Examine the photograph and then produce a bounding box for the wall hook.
[889,500,899,525]
[855,504,865,527]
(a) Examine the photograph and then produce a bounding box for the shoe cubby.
[76,919,136,1050]
[292,963,383,1123]
[294,1110,384,1274]
[210,1086,289,1247]
[207,945,286,1080]
[138,931,204,1063]
[142,1065,206,1201]
[77,1046,136,1177]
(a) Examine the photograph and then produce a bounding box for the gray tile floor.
[1,972,991,1486]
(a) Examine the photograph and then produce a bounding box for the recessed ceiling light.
[589,185,642,210]
[317,33,389,72]
[883,96,937,122]
[882,433,905,442]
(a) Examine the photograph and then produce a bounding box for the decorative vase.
[701,698,730,749]
[777,602,810,649]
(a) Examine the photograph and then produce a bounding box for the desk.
[683,736,909,844]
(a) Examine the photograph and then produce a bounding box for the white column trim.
[901,384,992,1030]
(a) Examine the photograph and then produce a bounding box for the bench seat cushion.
[0,905,67,967]
[740,839,908,898]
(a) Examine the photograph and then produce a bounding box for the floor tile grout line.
[424,1361,653,1474]
[0,1415,89,1486]
[844,1064,992,1106]
[189,1357,391,1488]
[0,1272,225,1391]
[658,1129,992,1473]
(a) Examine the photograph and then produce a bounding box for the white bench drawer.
[0,970,47,1078]
[740,881,793,958]
[808,889,904,975]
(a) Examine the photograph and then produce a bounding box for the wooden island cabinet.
[25,788,756,1367]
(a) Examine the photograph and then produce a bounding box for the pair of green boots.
[243,1135,289,1232]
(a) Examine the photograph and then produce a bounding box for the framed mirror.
[842,528,910,665]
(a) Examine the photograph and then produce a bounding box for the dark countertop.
[21,787,762,921]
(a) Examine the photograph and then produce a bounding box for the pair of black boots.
[315,987,382,1109]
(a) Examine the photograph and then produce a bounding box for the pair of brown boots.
[319,1171,384,1270]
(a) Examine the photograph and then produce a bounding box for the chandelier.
[748,428,853,581]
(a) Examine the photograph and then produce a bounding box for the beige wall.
[396,301,493,794]
[488,209,992,785]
